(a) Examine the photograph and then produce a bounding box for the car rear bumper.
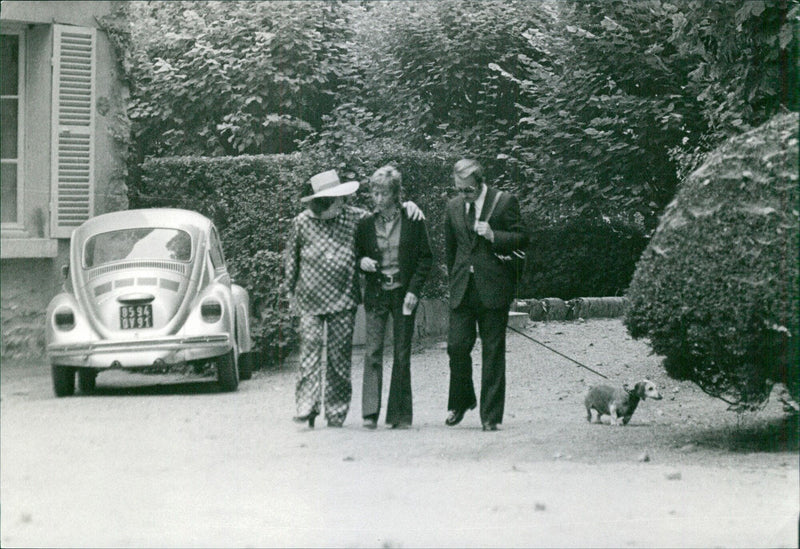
[47,334,232,368]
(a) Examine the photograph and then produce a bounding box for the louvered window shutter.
[50,24,96,238]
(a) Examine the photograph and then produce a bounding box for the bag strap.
[482,190,502,222]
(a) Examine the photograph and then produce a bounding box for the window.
[83,228,193,268]
[1,29,24,228]
[209,227,225,269]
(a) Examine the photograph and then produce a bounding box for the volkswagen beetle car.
[46,208,253,396]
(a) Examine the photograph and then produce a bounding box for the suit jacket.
[445,186,528,310]
[355,209,433,311]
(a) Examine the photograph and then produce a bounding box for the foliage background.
[132,149,652,365]
[102,0,797,225]
[102,0,799,404]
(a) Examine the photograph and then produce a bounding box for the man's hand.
[474,221,494,242]
[403,292,419,314]
[360,257,379,272]
[402,201,426,221]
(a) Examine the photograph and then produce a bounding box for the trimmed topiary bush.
[625,112,799,410]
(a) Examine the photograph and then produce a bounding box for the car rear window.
[84,228,192,268]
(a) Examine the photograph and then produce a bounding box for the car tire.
[78,369,98,393]
[216,350,239,392]
[238,351,253,381]
[52,365,76,397]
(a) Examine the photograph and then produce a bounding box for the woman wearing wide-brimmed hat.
[284,169,424,428]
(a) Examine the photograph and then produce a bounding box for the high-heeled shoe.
[293,412,318,428]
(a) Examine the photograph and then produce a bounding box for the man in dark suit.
[355,165,433,429]
[444,159,528,431]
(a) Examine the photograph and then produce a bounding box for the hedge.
[135,149,454,366]
[135,147,649,366]
[522,217,647,300]
[625,112,799,410]
[134,154,319,366]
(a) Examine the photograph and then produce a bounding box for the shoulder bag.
[482,190,527,282]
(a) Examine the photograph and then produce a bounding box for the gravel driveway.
[1,318,797,548]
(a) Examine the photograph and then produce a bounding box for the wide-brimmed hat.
[300,170,359,202]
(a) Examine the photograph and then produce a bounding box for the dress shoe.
[390,423,411,430]
[482,422,499,431]
[445,404,475,426]
[362,417,378,430]
[327,420,343,428]
[445,409,464,426]
[292,411,318,428]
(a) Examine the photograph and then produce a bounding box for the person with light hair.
[443,158,528,431]
[355,165,433,430]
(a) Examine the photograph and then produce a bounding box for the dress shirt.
[375,208,402,290]
[465,184,488,220]
[465,184,488,273]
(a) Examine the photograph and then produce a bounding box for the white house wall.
[1,1,129,358]
[0,1,114,27]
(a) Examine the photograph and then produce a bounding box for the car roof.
[74,208,213,239]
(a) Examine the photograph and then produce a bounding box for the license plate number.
[120,304,153,329]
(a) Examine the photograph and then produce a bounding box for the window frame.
[1,26,26,231]
[209,226,226,270]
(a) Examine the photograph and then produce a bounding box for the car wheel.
[216,350,239,392]
[52,365,76,397]
[78,369,98,393]
[238,351,253,381]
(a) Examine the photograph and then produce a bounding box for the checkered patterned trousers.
[295,308,357,425]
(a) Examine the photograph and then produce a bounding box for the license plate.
[120,304,153,329]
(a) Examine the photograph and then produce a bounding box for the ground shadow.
[688,414,799,453]
[85,379,224,397]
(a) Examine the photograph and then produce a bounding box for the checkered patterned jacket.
[285,205,369,315]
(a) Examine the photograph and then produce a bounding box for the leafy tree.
[309,1,554,158]
[310,1,698,228]
[313,0,797,232]
[106,0,797,231]
[667,0,799,180]
[101,1,354,157]
[673,0,799,138]
[496,1,701,228]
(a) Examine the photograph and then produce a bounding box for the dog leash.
[506,324,610,380]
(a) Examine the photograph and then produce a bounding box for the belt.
[380,273,398,286]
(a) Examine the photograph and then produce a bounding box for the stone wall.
[0,257,64,358]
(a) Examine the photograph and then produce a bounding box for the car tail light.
[201,300,222,323]
[54,308,75,331]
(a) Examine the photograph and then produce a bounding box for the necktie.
[466,202,475,232]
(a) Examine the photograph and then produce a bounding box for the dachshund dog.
[584,380,663,426]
